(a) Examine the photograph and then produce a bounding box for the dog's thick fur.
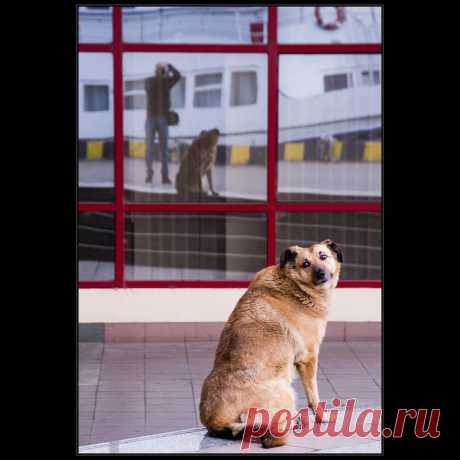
[199,239,343,448]
[175,128,220,198]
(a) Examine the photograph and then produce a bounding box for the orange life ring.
[314,7,346,31]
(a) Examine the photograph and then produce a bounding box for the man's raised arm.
[167,64,181,88]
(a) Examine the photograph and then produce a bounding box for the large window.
[125,213,266,280]
[79,212,115,281]
[79,6,113,43]
[122,7,268,44]
[78,6,382,288]
[122,53,267,204]
[278,54,381,202]
[78,53,114,203]
[278,6,381,43]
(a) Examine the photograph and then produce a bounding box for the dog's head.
[198,128,220,148]
[279,239,343,289]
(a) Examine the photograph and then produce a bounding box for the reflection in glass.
[78,6,112,43]
[79,213,115,281]
[278,54,381,202]
[277,213,381,280]
[278,6,381,43]
[123,6,268,44]
[123,53,268,203]
[125,213,267,280]
[78,53,114,202]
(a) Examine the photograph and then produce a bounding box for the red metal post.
[124,280,381,289]
[122,43,267,53]
[79,203,116,213]
[124,203,268,213]
[125,280,252,289]
[78,44,113,52]
[113,6,125,288]
[276,203,382,213]
[79,281,116,289]
[267,6,278,267]
[277,43,381,53]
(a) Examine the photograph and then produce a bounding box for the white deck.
[79,425,382,454]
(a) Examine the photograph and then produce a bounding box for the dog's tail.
[204,413,247,440]
[205,412,289,448]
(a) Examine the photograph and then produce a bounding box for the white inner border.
[79,288,381,323]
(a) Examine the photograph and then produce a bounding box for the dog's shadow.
[175,191,226,202]
[198,430,245,450]
[198,434,235,450]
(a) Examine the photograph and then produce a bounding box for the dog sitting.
[199,240,343,448]
[175,128,220,198]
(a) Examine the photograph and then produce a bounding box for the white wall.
[79,288,381,323]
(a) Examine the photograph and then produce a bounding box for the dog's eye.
[302,260,311,268]
[319,254,328,261]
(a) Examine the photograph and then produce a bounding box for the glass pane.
[84,85,110,111]
[79,212,115,281]
[278,54,381,202]
[125,213,267,280]
[171,78,186,108]
[276,212,381,280]
[195,73,222,87]
[123,6,268,43]
[278,6,381,43]
[231,72,257,106]
[193,89,222,108]
[123,53,267,203]
[79,6,112,43]
[79,53,114,202]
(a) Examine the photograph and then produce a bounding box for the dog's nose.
[315,269,327,280]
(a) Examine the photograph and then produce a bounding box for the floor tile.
[80,339,382,452]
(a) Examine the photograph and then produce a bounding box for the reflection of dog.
[200,240,343,448]
[175,129,220,197]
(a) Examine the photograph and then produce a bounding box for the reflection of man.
[144,62,181,184]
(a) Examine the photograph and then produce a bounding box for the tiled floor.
[79,340,381,449]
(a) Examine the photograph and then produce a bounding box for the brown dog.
[199,239,343,448]
[175,128,220,198]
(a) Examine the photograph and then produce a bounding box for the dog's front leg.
[197,170,204,196]
[206,170,219,196]
[296,357,322,420]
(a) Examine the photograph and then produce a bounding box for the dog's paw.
[309,402,332,424]
[315,412,331,424]
[293,414,303,431]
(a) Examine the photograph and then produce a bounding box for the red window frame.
[78,6,382,289]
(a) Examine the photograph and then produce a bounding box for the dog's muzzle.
[314,269,330,284]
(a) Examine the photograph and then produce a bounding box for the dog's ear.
[321,239,343,263]
[280,247,298,268]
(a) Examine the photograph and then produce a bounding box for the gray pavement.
[79,158,381,200]
[79,340,381,453]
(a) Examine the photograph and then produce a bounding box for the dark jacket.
[144,64,181,117]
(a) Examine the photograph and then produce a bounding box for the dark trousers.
[145,115,169,178]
